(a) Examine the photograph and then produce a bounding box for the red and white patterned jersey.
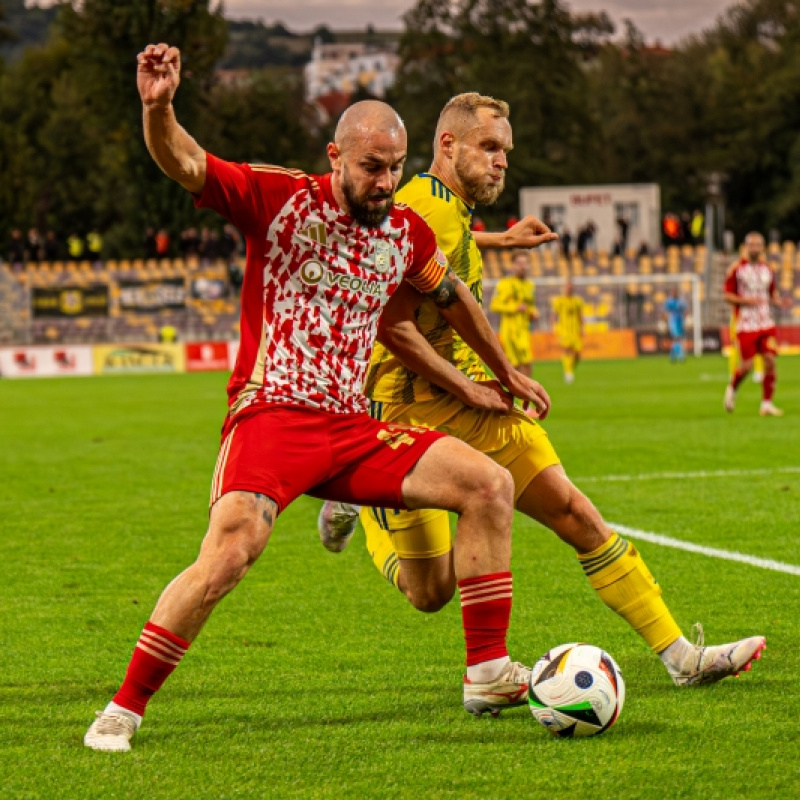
[195,154,447,417]
[724,259,776,334]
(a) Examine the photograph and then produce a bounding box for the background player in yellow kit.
[319,93,765,693]
[490,249,538,379]
[552,279,584,383]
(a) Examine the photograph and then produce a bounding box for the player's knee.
[473,463,514,515]
[407,583,454,613]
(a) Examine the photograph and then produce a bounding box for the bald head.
[334,100,406,154]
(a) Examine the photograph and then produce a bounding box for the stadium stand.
[2,258,242,344]
[1,245,796,346]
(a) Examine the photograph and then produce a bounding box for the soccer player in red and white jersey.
[724,232,789,416]
[84,43,553,752]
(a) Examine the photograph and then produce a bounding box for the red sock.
[763,372,776,401]
[731,368,748,390]
[112,621,190,716]
[458,572,512,666]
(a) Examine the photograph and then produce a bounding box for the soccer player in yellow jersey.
[320,93,765,702]
[552,280,584,383]
[490,250,538,378]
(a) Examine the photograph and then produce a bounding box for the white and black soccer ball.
[528,643,625,738]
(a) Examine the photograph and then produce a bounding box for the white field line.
[611,523,800,577]
[574,466,800,483]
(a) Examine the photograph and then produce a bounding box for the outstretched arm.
[137,43,206,194]
[473,215,558,249]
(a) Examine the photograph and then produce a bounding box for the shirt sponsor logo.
[298,259,384,296]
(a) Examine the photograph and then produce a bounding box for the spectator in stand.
[144,227,158,259]
[663,213,681,246]
[86,230,103,263]
[67,233,85,261]
[220,223,240,261]
[198,227,218,264]
[576,222,592,260]
[155,228,170,258]
[637,241,650,260]
[43,230,61,261]
[179,227,199,259]
[471,215,486,232]
[616,215,629,253]
[26,229,43,262]
[7,229,26,267]
[560,226,572,259]
[611,237,623,257]
[690,210,704,244]
[680,211,692,245]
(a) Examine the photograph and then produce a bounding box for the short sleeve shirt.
[195,154,446,417]
[724,259,776,334]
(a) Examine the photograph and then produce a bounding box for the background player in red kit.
[724,232,790,416]
[84,43,552,752]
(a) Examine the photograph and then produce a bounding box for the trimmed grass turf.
[1,356,799,798]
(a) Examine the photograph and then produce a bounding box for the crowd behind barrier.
[1,241,798,350]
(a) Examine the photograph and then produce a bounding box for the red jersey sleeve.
[403,210,449,294]
[194,153,303,240]
[723,265,740,295]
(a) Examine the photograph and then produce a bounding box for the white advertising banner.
[0,345,94,379]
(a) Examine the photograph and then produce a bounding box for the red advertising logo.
[186,342,230,372]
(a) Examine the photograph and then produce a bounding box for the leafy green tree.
[392,0,614,224]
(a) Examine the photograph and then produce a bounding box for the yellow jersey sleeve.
[364,174,489,404]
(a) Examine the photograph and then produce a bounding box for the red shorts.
[737,327,777,361]
[210,405,445,514]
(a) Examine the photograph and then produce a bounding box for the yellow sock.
[361,507,400,589]
[578,533,681,653]
[562,354,574,377]
[754,354,764,374]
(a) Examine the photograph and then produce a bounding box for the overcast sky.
[225,0,735,43]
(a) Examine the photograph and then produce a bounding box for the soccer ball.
[528,643,625,738]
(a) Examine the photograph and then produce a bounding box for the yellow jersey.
[553,295,584,340]
[365,173,489,403]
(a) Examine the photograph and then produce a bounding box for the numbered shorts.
[210,405,445,513]
[737,327,777,362]
[360,394,561,559]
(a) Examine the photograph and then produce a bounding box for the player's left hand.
[503,216,559,249]
[502,372,551,420]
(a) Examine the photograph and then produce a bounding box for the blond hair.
[434,92,510,150]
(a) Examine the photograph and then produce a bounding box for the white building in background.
[519,183,661,253]
[304,39,400,103]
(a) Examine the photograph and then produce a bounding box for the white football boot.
[667,624,767,687]
[724,385,736,413]
[318,501,360,553]
[463,661,531,717]
[84,710,139,752]
[759,401,784,417]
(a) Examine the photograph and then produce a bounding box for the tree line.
[2,0,800,258]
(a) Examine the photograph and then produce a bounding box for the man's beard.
[455,153,504,206]
[342,169,394,227]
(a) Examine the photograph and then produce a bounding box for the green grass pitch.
[1,356,799,798]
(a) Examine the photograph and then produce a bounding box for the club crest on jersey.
[372,240,393,274]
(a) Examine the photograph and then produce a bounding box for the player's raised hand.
[137,43,181,108]
[504,215,559,249]
[502,372,551,420]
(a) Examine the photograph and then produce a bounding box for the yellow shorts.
[558,334,582,353]
[500,330,533,367]
[360,394,561,559]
